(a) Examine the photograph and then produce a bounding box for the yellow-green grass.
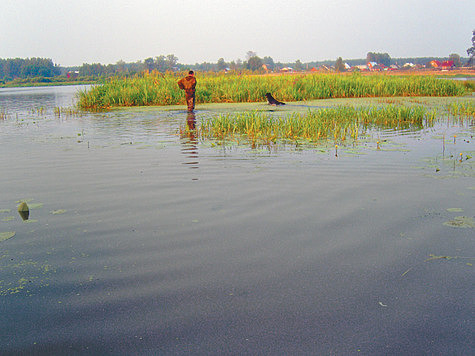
[447,100,475,117]
[78,72,468,110]
[196,105,435,144]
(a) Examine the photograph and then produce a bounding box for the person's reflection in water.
[181,112,199,176]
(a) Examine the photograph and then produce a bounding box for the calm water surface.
[1,86,474,355]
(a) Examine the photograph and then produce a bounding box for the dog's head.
[265,93,272,99]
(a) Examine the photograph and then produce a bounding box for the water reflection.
[0,85,86,113]
[181,112,199,172]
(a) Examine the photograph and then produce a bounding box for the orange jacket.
[177,75,196,94]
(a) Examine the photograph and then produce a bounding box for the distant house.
[429,60,441,68]
[441,60,454,70]
[353,65,368,71]
[67,71,79,79]
[367,62,379,71]
[280,67,293,73]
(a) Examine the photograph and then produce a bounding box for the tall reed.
[78,72,467,110]
[447,100,475,117]
[199,105,436,144]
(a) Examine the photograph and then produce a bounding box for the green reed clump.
[200,105,435,144]
[78,72,468,110]
[447,101,475,117]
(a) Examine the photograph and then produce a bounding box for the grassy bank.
[78,72,469,110]
[194,105,436,144]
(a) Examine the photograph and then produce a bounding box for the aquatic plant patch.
[198,105,436,145]
[447,100,475,117]
[443,216,475,228]
[78,72,468,110]
[0,231,15,242]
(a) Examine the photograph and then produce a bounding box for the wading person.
[177,70,197,112]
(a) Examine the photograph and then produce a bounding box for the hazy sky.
[1,0,473,66]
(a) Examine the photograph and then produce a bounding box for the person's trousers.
[186,93,195,111]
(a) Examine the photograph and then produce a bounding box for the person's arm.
[177,78,185,90]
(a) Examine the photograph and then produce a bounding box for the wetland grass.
[78,72,468,110]
[199,105,435,145]
[447,100,475,117]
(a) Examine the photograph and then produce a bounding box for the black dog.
[265,93,285,105]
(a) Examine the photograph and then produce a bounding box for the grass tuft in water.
[199,105,435,145]
[447,100,475,117]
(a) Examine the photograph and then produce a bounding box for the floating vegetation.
[0,209,12,213]
[0,231,16,242]
[447,208,464,212]
[28,202,43,209]
[198,105,435,145]
[78,72,468,110]
[2,216,15,222]
[420,150,475,179]
[443,216,475,228]
[50,209,67,215]
[402,253,475,276]
[0,254,55,296]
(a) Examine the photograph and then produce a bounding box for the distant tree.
[217,58,227,71]
[144,57,155,72]
[155,55,167,72]
[366,52,391,66]
[166,54,178,71]
[246,56,263,71]
[236,58,243,69]
[246,51,257,60]
[115,60,127,73]
[467,29,475,66]
[294,59,303,71]
[262,56,275,71]
[335,57,345,72]
[448,53,461,67]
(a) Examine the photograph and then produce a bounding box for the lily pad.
[50,209,67,215]
[447,208,464,213]
[443,216,475,228]
[0,231,16,242]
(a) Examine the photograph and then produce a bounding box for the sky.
[1,0,473,67]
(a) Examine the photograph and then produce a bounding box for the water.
[1,86,474,355]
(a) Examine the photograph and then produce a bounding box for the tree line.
[2,31,473,82]
[0,58,61,81]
